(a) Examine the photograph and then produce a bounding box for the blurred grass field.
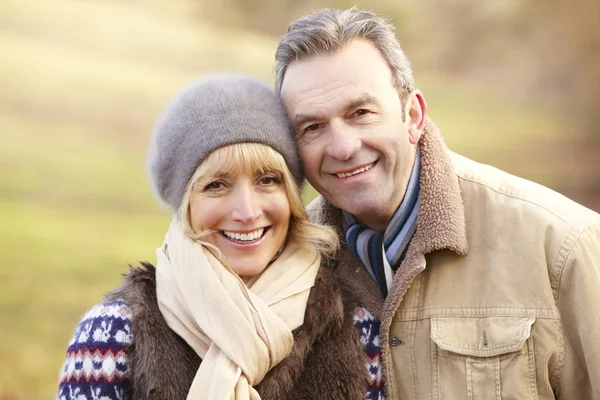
[0,0,574,399]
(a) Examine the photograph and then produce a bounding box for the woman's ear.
[406,89,427,145]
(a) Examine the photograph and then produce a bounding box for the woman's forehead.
[196,143,287,181]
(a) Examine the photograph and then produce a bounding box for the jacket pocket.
[430,316,537,400]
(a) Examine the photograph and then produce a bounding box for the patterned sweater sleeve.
[56,299,133,400]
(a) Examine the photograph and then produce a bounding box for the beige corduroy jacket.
[308,118,600,399]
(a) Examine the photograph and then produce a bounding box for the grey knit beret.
[147,75,304,211]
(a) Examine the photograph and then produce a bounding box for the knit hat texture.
[147,75,303,211]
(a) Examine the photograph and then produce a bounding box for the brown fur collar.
[306,117,469,395]
[106,262,366,400]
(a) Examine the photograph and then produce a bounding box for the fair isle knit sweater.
[57,301,383,400]
[57,300,132,400]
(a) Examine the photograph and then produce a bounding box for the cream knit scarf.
[155,219,320,400]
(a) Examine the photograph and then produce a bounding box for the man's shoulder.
[306,195,342,226]
[306,195,326,220]
[449,151,600,232]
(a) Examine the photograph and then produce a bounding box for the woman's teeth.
[223,228,265,242]
[336,162,374,178]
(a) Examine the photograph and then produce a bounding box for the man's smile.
[333,161,377,178]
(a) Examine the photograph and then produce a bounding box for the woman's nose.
[230,185,262,224]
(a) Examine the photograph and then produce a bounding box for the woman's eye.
[259,175,281,186]
[204,180,224,191]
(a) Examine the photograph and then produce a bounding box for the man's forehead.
[281,57,344,101]
[280,62,366,122]
[283,79,356,109]
[280,40,391,109]
[281,72,385,124]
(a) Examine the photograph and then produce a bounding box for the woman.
[56,76,367,400]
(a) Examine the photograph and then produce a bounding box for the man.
[275,7,600,399]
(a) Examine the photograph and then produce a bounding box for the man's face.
[280,39,425,231]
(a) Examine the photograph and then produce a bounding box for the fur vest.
[105,262,366,400]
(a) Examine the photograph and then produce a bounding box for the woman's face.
[189,169,291,277]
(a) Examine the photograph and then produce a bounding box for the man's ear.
[406,89,427,145]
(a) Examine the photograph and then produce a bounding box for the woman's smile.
[221,227,267,244]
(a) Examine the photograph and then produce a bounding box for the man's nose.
[230,184,262,224]
[325,121,361,161]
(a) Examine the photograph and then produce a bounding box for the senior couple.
[57,7,600,400]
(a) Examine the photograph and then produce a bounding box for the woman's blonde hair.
[178,143,339,259]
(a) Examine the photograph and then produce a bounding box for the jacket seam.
[411,277,423,397]
[527,334,539,400]
[549,318,565,394]
[551,228,580,303]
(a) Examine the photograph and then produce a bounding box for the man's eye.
[305,123,320,133]
[355,109,369,116]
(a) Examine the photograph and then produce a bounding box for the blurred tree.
[519,0,600,198]
[520,0,600,136]
[195,0,411,38]
[419,0,599,203]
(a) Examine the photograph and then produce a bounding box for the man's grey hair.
[275,7,414,101]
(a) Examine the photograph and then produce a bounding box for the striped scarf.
[343,149,420,297]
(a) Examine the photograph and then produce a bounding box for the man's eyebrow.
[292,114,322,132]
[291,93,381,132]
[345,93,381,111]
